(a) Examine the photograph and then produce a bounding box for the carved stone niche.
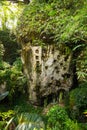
[21,44,74,105]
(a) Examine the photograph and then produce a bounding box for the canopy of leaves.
[17,0,87,48]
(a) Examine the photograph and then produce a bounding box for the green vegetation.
[69,82,87,121]
[17,0,87,46]
[0,0,87,130]
[17,0,87,80]
[47,105,80,130]
[0,57,27,103]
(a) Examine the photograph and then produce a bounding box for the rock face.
[0,82,6,94]
[21,44,74,105]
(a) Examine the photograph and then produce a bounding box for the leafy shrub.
[0,110,15,121]
[79,123,87,130]
[64,119,80,130]
[46,105,81,130]
[0,58,27,103]
[0,110,15,130]
[70,82,87,108]
[69,82,87,120]
[47,105,69,130]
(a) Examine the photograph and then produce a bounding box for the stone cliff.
[21,44,75,105]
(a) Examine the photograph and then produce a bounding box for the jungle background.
[0,0,87,130]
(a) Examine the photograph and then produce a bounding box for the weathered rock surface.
[0,82,6,94]
[21,44,74,105]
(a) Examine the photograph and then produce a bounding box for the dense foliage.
[0,58,27,102]
[47,105,80,130]
[69,82,87,121]
[17,0,87,47]
[0,30,20,64]
[0,0,87,130]
[16,0,87,81]
[0,0,27,102]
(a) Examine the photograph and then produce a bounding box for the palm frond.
[11,113,45,130]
